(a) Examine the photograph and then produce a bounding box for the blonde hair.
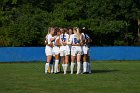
[73,27,81,41]
[47,27,51,34]
[73,27,77,34]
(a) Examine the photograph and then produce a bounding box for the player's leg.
[64,54,69,74]
[45,55,52,74]
[71,55,75,74]
[61,56,65,73]
[45,46,53,74]
[83,54,88,73]
[54,54,60,74]
[70,46,76,74]
[76,46,83,74]
[60,51,65,73]
[48,56,54,74]
[63,48,70,74]
[82,46,89,73]
[53,47,60,74]
[60,46,65,73]
[80,54,83,73]
[57,59,61,73]
[76,54,81,74]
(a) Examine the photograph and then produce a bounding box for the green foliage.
[0,0,140,46]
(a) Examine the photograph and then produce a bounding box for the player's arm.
[67,35,72,45]
[80,34,85,46]
[50,36,57,42]
[45,40,48,45]
[44,35,48,45]
[62,41,67,45]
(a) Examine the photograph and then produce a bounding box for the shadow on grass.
[92,69,119,73]
[65,69,119,74]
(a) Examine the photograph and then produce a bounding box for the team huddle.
[45,27,92,74]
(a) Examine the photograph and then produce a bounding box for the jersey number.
[74,38,77,44]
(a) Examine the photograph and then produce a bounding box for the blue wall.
[0,47,45,62]
[0,47,140,62]
[90,47,140,60]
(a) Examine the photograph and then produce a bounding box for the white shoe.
[76,72,80,74]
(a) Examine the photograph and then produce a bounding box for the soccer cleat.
[70,72,73,74]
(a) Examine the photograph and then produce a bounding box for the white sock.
[57,63,60,72]
[62,64,65,72]
[45,63,49,74]
[54,60,59,73]
[70,62,75,74]
[64,64,68,74]
[77,62,81,74]
[83,62,88,73]
[88,63,92,73]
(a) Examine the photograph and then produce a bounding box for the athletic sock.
[77,62,81,74]
[64,64,68,74]
[54,60,59,73]
[83,62,88,73]
[62,64,65,72]
[45,63,49,74]
[70,62,75,74]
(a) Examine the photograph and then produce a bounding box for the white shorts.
[45,45,53,56]
[60,45,70,56]
[82,46,89,55]
[71,46,83,56]
[52,46,60,56]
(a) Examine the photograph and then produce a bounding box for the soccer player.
[70,27,84,74]
[52,28,61,74]
[67,28,73,69]
[44,27,56,74]
[81,27,92,74]
[60,28,70,74]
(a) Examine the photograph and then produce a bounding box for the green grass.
[0,61,140,93]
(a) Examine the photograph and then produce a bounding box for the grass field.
[0,61,140,93]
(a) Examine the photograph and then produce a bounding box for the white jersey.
[70,34,83,56]
[45,34,53,56]
[45,34,52,44]
[60,33,69,45]
[81,33,90,55]
[82,33,90,40]
[70,34,84,44]
[52,36,60,56]
[59,33,70,56]
[53,36,60,46]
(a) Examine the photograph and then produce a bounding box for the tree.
[0,0,140,46]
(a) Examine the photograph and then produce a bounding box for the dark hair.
[55,28,60,32]
[81,27,87,33]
